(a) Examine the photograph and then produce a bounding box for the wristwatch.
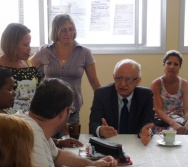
[149,128,154,137]
[138,128,153,138]
[55,139,60,146]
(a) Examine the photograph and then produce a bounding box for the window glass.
[48,0,166,54]
[146,0,161,46]
[24,0,40,46]
[180,0,188,53]
[0,0,19,40]
[0,0,166,54]
[0,0,40,47]
[184,0,188,46]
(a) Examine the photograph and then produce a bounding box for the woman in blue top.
[30,14,101,126]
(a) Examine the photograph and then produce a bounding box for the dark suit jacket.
[89,83,155,136]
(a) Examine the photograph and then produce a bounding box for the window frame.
[1,0,166,54]
[179,0,188,53]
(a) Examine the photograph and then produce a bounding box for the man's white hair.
[113,59,141,77]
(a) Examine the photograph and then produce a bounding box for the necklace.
[55,43,73,66]
[62,60,66,65]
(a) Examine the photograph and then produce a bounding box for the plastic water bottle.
[86,143,93,155]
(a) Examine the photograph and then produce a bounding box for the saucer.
[157,140,182,147]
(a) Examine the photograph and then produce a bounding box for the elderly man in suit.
[89,59,154,145]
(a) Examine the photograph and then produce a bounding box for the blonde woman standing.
[30,14,100,126]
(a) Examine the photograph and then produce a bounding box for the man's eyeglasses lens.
[69,107,75,114]
[114,76,138,83]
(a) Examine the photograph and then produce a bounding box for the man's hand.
[92,156,118,167]
[54,138,83,148]
[140,123,154,146]
[99,118,117,138]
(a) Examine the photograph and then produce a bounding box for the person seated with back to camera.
[0,67,83,148]
[14,78,117,167]
[151,50,188,134]
[0,114,34,167]
[89,59,155,146]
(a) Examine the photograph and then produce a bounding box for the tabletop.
[64,134,188,167]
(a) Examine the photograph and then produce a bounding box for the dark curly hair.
[0,67,13,88]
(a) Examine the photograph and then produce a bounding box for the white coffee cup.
[159,130,177,143]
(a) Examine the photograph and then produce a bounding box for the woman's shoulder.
[180,78,188,90]
[32,44,54,62]
[151,77,162,93]
[36,44,52,53]
[180,77,188,83]
[0,55,8,66]
[0,59,29,69]
[74,41,91,53]
[79,44,90,51]
[151,77,162,86]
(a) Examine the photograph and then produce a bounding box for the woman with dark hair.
[151,50,188,134]
[0,24,83,148]
[0,23,41,112]
[0,69,82,148]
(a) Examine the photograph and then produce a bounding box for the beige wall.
[0,0,186,133]
[80,0,188,133]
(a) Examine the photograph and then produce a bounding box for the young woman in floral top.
[151,50,188,134]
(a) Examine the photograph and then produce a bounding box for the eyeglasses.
[114,75,139,84]
[68,106,76,114]
[61,28,75,34]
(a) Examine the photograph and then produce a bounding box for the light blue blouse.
[32,41,95,112]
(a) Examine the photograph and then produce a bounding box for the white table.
[64,134,188,167]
